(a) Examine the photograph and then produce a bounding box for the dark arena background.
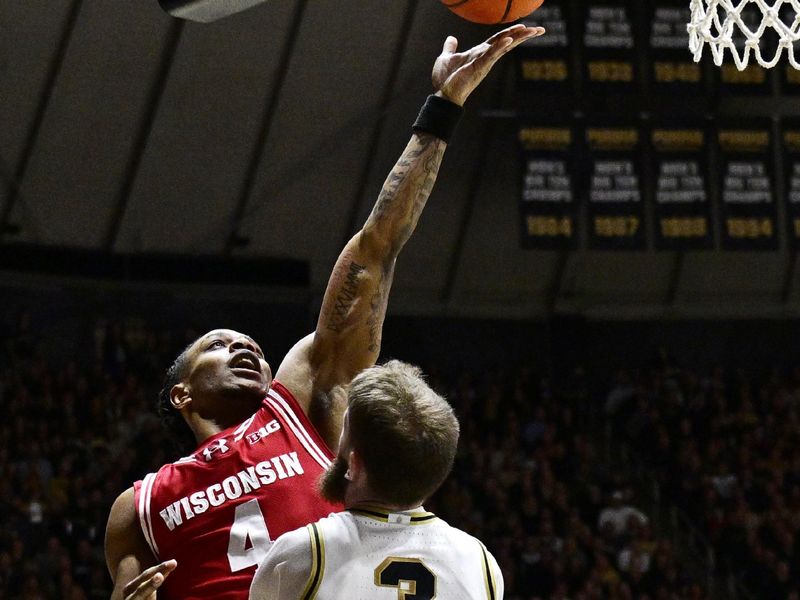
[2,0,800,598]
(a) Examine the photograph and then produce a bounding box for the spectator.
[611,360,800,598]
[597,490,648,541]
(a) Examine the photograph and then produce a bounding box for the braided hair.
[157,343,198,456]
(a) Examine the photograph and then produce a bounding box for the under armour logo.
[202,438,230,462]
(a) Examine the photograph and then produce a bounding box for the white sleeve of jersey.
[249,526,313,600]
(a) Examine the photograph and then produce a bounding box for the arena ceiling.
[1,0,798,319]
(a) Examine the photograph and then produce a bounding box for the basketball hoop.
[688,0,800,70]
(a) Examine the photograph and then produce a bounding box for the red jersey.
[133,381,342,600]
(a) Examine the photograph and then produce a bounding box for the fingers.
[434,25,545,104]
[486,24,544,46]
[123,560,177,600]
[453,26,540,96]
[475,37,515,72]
[496,26,545,49]
[442,35,458,55]
[450,26,542,64]
[128,574,161,600]
[524,26,546,41]
[140,560,177,581]
[480,26,544,64]
[485,23,528,45]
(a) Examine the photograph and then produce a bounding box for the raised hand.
[122,560,177,600]
[432,24,545,106]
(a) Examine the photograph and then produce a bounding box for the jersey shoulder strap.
[133,471,161,559]
[301,522,325,600]
[477,540,499,600]
[265,381,335,467]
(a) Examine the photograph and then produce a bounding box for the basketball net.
[688,0,800,70]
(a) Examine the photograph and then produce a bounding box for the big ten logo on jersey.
[246,419,280,445]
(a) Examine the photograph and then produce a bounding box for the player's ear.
[345,449,361,482]
[170,383,192,410]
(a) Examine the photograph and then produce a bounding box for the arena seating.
[607,366,800,599]
[0,304,712,599]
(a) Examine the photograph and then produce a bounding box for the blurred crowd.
[0,309,189,599]
[1,305,707,599]
[607,363,800,599]
[428,369,703,600]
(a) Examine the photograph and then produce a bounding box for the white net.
[688,0,800,70]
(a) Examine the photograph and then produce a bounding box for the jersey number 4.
[374,557,436,600]
[228,499,272,572]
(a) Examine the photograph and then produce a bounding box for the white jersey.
[250,506,503,600]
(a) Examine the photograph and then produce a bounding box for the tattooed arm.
[273,134,444,447]
[274,24,544,449]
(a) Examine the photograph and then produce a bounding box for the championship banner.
[717,121,778,250]
[518,5,573,94]
[519,123,579,249]
[715,3,771,95]
[585,124,646,249]
[648,0,705,95]
[650,123,713,250]
[581,1,639,94]
[781,119,800,246]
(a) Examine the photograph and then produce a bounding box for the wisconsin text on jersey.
[157,415,304,531]
[159,451,304,531]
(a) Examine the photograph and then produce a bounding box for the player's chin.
[228,371,270,398]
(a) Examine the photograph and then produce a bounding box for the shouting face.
[178,329,273,416]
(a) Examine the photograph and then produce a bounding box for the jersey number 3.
[228,499,272,571]
[374,557,436,600]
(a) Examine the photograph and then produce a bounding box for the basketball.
[440,0,545,24]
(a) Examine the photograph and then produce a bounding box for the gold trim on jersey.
[348,505,437,524]
[301,523,325,600]
[478,542,497,600]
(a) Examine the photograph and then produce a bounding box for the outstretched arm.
[275,25,544,447]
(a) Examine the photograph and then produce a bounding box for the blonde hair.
[347,360,460,505]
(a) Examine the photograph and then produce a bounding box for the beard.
[318,455,349,504]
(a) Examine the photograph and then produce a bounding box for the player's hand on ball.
[432,24,545,106]
[123,560,177,600]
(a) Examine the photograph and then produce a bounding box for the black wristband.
[412,95,464,143]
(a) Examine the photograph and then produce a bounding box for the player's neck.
[191,419,226,444]
[347,499,421,513]
[188,409,254,444]
[345,487,422,513]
